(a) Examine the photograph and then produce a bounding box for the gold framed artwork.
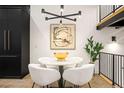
[50,24,76,50]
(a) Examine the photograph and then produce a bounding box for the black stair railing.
[99,5,122,22]
[99,52,124,88]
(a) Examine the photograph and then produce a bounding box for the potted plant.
[84,36,104,64]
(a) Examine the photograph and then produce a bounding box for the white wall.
[101,27,124,54]
[30,5,124,64]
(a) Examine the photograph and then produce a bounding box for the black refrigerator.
[0,5,30,78]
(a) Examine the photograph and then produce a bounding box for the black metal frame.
[88,82,91,88]
[32,82,35,88]
[112,36,116,42]
[41,5,81,23]
[99,52,124,88]
[97,5,123,30]
[32,82,50,88]
[58,66,64,88]
[99,5,123,21]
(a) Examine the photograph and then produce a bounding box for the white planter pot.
[89,60,99,74]
[94,60,99,74]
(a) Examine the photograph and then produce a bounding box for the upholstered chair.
[28,64,60,88]
[63,64,95,88]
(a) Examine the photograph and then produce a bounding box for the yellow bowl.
[54,52,68,61]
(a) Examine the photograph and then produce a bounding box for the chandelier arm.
[62,13,81,17]
[43,11,60,17]
[47,16,60,20]
[42,6,81,22]
[61,17,76,21]
[43,11,81,18]
[46,16,76,21]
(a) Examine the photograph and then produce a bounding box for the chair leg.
[47,85,49,88]
[32,82,35,88]
[88,82,91,88]
[74,85,78,88]
[76,85,78,88]
[74,85,76,88]
[57,81,59,88]
[76,85,80,88]
[63,80,66,88]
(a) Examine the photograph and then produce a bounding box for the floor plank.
[0,74,115,88]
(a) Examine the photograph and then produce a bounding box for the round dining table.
[38,57,83,88]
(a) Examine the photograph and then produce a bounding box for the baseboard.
[0,73,29,79]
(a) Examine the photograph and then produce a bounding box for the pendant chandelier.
[41,5,81,23]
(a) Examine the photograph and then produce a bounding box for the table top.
[38,57,83,66]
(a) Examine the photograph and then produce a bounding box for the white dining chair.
[38,57,59,70]
[64,57,83,70]
[28,64,60,88]
[63,64,95,88]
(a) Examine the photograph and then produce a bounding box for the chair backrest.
[64,57,83,69]
[38,57,54,62]
[63,64,95,85]
[38,57,51,67]
[38,57,56,68]
[28,64,60,86]
[68,57,83,67]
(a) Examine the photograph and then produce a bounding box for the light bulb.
[60,5,64,12]
[78,15,81,18]
[60,9,63,12]
[78,11,81,18]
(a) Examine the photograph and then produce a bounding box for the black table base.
[58,66,64,88]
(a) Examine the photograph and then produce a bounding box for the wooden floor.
[0,74,115,88]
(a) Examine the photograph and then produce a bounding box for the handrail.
[100,52,124,57]
[100,5,123,21]
[99,52,124,88]
[97,5,123,26]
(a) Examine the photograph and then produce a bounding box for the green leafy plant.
[84,36,104,63]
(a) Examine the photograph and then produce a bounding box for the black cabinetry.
[0,5,30,78]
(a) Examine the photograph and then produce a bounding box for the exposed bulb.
[78,11,81,18]
[60,8,63,12]
[78,15,81,18]
[60,5,64,12]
